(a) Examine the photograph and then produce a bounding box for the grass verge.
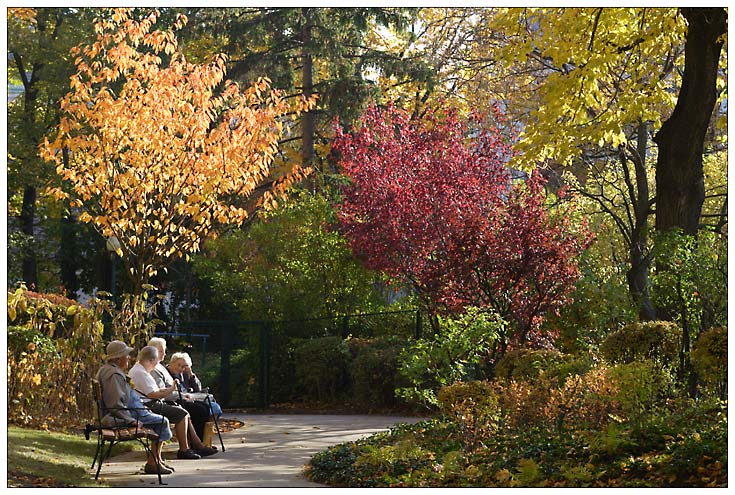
[7,426,137,487]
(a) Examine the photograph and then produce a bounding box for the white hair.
[169,352,192,367]
[148,337,167,350]
[138,345,159,363]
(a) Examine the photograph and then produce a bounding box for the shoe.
[176,449,201,460]
[144,463,172,475]
[161,461,175,472]
[195,446,217,457]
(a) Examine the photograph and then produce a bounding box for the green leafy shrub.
[307,442,361,486]
[7,288,106,428]
[690,326,727,398]
[192,192,386,323]
[348,336,406,409]
[662,398,728,486]
[600,321,681,369]
[353,439,435,486]
[397,307,503,408]
[304,395,727,488]
[226,348,261,406]
[651,230,727,342]
[584,422,639,458]
[608,360,674,427]
[292,336,351,402]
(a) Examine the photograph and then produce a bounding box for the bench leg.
[91,435,103,469]
[94,441,114,480]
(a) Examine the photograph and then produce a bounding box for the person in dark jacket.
[168,352,223,418]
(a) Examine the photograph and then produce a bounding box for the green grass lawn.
[7,426,137,487]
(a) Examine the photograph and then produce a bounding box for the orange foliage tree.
[41,8,314,294]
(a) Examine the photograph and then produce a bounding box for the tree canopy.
[41,8,314,293]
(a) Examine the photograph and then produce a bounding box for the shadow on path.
[99,413,423,488]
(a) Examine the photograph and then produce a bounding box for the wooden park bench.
[84,378,166,485]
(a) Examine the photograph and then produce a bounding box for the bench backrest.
[91,378,105,425]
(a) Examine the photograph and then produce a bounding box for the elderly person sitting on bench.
[147,338,216,446]
[128,345,216,460]
[96,340,173,475]
[167,351,223,418]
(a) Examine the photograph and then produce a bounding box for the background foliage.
[7,289,106,429]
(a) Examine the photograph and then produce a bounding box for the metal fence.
[169,310,427,409]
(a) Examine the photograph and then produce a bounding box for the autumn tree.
[485,7,726,319]
[41,8,314,295]
[335,103,592,353]
[369,8,508,119]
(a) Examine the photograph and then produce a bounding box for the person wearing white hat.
[96,340,173,475]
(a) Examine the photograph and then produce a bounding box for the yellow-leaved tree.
[41,8,314,295]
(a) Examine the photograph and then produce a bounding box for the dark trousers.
[146,400,188,425]
[179,399,210,440]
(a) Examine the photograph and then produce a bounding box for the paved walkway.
[98,413,423,487]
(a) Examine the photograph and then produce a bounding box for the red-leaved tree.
[334,103,592,352]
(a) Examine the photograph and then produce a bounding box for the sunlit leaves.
[491,8,690,168]
[41,8,315,291]
[335,103,592,346]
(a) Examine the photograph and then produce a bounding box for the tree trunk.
[59,148,79,298]
[653,8,726,234]
[59,213,79,298]
[626,123,656,320]
[20,185,38,288]
[301,8,315,168]
[627,248,655,320]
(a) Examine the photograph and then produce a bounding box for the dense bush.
[306,366,726,487]
[7,288,105,429]
[436,381,499,450]
[651,230,727,342]
[545,245,638,354]
[292,336,352,402]
[397,307,504,408]
[494,348,592,384]
[348,337,406,410]
[691,326,727,399]
[599,321,681,369]
[192,192,386,323]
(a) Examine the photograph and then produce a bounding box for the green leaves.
[491,8,687,169]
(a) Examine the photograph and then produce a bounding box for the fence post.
[259,323,270,409]
[201,335,207,368]
[220,327,231,407]
[341,315,349,339]
[415,310,422,339]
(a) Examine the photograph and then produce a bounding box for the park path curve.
[99,413,423,488]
